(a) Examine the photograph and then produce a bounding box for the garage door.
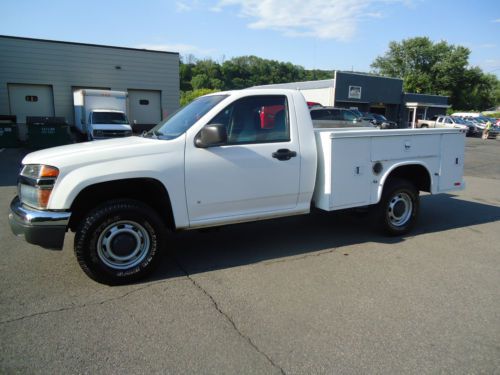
[128,90,161,129]
[8,84,54,123]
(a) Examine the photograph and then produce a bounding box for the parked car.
[484,124,500,139]
[460,118,482,136]
[307,101,323,109]
[362,113,398,129]
[417,115,468,132]
[348,109,364,118]
[310,107,374,128]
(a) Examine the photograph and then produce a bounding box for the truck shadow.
[151,193,500,281]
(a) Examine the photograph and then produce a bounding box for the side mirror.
[195,124,227,148]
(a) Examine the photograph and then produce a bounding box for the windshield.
[373,114,388,121]
[451,117,467,124]
[92,112,128,124]
[148,95,228,139]
[350,109,363,117]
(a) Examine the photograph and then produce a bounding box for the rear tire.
[74,199,166,285]
[375,178,419,236]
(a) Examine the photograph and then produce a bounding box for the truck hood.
[22,136,176,169]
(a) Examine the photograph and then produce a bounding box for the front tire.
[74,200,165,284]
[375,178,419,236]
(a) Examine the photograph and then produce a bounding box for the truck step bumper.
[8,197,71,250]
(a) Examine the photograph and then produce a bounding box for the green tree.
[190,74,211,90]
[371,37,499,110]
[180,88,219,106]
[179,54,334,102]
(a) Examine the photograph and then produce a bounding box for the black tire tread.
[74,199,165,285]
[375,177,419,236]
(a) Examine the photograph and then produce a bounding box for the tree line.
[371,37,499,111]
[180,55,333,105]
[180,37,500,111]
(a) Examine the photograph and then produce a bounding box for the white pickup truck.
[9,89,466,284]
[417,115,468,130]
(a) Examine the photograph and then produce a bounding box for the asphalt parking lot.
[1,137,499,374]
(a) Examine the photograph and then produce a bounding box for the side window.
[445,118,452,124]
[311,110,331,120]
[25,95,38,102]
[330,109,343,121]
[342,110,356,121]
[209,95,289,144]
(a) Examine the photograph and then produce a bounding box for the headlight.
[19,164,59,209]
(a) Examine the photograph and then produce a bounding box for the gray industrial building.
[254,71,449,128]
[0,35,179,134]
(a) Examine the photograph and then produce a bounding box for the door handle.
[272,149,297,161]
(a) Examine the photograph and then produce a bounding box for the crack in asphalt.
[0,280,168,325]
[0,247,338,328]
[173,258,286,375]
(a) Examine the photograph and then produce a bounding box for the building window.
[139,99,149,105]
[25,95,38,102]
[348,86,362,99]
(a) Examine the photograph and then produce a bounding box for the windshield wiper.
[143,129,163,139]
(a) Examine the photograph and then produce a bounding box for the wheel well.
[385,164,431,193]
[68,178,174,232]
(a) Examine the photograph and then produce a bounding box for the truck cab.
[87,110,132,140]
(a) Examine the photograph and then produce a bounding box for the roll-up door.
[128,89,161,129]
[8,84,54,123]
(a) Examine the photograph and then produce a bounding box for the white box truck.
[73,89,133,140]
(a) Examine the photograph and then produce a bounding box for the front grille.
[94,130,131,138]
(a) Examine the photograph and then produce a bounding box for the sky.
[1,0,500,77]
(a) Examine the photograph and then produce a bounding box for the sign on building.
[348,86,362,99]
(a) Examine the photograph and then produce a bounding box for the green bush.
[180,88,219,106]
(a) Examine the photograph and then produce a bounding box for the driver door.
[184,94,301,226]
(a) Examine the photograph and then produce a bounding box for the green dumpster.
[27,117,72,149]
[0,115,19,148]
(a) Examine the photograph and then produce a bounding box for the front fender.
[47,141,189,229]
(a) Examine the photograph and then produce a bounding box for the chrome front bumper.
[8,197,71,249]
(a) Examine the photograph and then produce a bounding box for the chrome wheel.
[387,192,413,227]
[97,220,151,270]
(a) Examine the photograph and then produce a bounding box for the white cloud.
[478,43,496,49]
[215,0,413,41]
[492,18,500,23]
[482,59,500,68]
[176,1,193,12]
[136,43,216,56]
